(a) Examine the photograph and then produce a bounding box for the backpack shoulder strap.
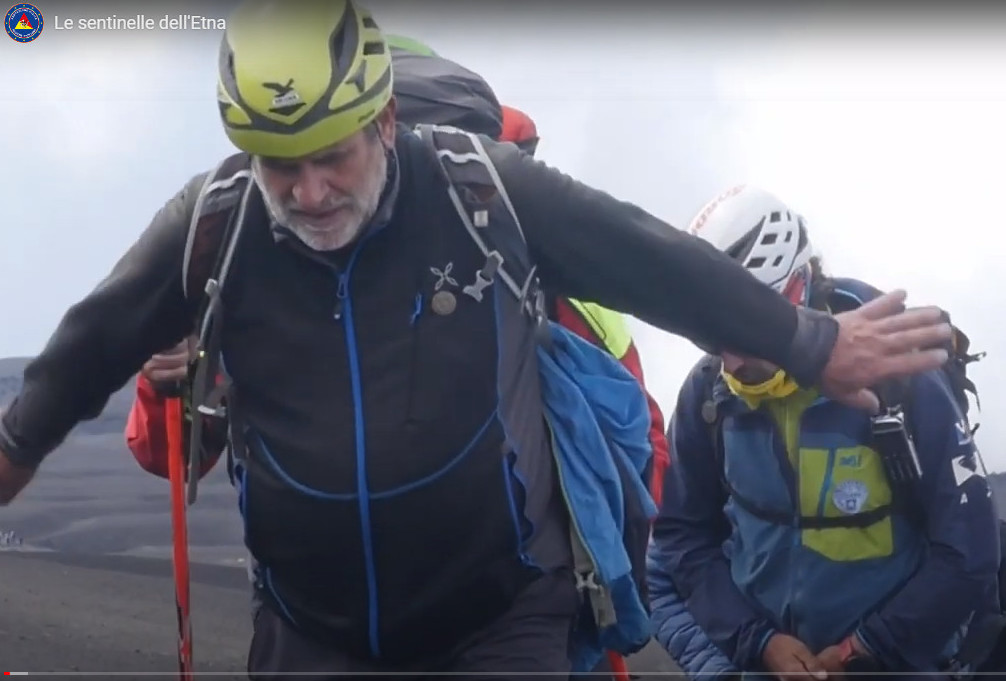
[698,356,730,492]
[179,152,255,505]
[413,123,548,330]
[182,153,255,304]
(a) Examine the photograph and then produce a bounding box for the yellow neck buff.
[722,367,800,409]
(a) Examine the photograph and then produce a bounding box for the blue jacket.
[647,278,1000,674]
[538,319,658,672]
[647,553,738,679]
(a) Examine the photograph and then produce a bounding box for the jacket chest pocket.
[404,274,501,429]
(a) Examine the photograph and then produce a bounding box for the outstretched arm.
[486,142,838,388]
[487,140,952,412]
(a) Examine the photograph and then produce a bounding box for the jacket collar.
[708,361,829,417]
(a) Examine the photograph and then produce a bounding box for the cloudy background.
[2,2,1005,467]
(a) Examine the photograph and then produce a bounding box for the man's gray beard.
[252,152,387,252]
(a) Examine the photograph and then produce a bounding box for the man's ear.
[375,97,397,149]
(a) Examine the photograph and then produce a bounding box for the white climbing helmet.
[689,184,814,295]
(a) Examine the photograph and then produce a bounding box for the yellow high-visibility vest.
[566,299,633,360]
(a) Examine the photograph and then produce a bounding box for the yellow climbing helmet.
[216,0,394,159]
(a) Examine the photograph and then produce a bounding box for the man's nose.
[721,352,744,374]
[291,167,329,209]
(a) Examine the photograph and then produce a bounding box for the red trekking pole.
[164,382,194,679]
[607,651,631,681]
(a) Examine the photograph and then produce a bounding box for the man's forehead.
[259,135,359,165]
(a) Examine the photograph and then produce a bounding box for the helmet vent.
[328,8,358,80]
[363,40,385,56]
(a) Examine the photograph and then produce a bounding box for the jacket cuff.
[0,406,48,468]
[854,624,894,670]
[780,306,839,388]
[734,620,777,670]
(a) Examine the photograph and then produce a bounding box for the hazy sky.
[2,3,1005,466]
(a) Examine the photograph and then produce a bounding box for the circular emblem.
[431,290,457,316]
[5,3,43,42]
[832,479,869,515]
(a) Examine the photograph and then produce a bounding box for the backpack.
[389,45,503,140]
[698,280,1000,675]
[176,127,657,670]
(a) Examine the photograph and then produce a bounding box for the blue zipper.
[334,244,381,658]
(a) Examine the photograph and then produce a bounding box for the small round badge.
[832,479,869,515]
[431,290,457,316]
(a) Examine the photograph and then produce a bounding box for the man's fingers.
[853,289,907,321]
[881,323,953,354]
[152,349,190,362]
[148,339,193,364]
[871,305,946,334]
[147,367,189,383]
[146,359,185,371]
[875,348,950,381]
[832,388,881,414]
[794,649,828,681]
[144,363,185,377]
[164,338,190,354]
[146,352,190,370]
[775,660,828,680]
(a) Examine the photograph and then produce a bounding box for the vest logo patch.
[837,451,864,468]
[430,262,458,291]
[832,479,869,515]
